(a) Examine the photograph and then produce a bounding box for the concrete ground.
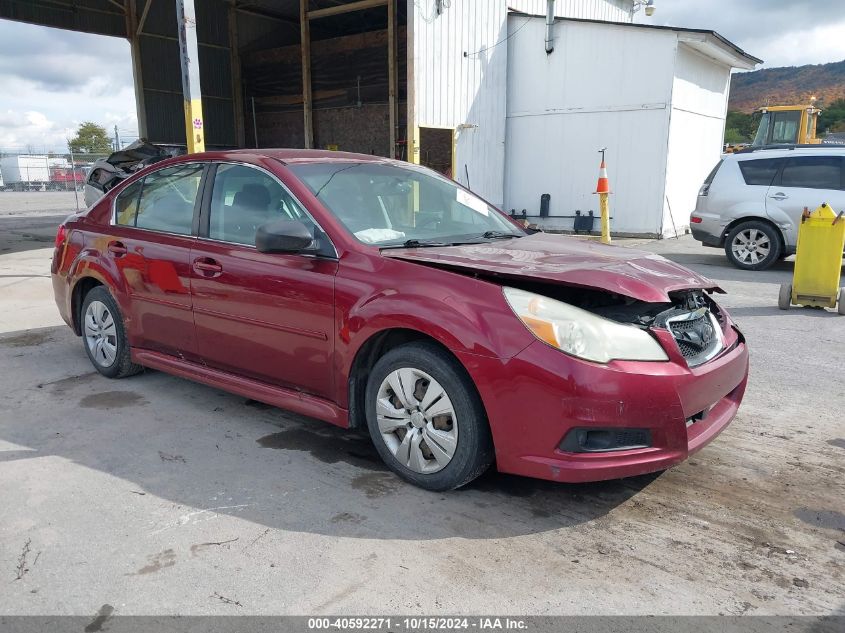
[0,193,843,616]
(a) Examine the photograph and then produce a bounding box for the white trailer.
[0,155,51,191]
[503,17,760,237]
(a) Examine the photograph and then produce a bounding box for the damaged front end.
[500,279,736,368]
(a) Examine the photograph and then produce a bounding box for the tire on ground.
[365,341,494,491]
[80,285,143,379]
[725,220,782,271]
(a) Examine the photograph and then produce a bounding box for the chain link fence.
[0,151,111,193]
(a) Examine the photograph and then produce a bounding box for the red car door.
[107,163,206,358]
[189,162,338,399]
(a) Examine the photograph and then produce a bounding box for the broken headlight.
[503,287,669,363]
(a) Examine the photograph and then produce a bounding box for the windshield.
[288,161,524,246]
[754,110,802,146]
[752,112,770,146]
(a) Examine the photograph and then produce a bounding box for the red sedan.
[51,150,748,491]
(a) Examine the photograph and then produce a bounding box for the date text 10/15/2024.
[307,618,528,631]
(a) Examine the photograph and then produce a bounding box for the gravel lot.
[0,196,842,617]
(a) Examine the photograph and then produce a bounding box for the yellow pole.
[594,148,611,244]
[600,192,611,244]
[177,0,205,153]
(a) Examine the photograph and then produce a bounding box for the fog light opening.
[560,427,652,453]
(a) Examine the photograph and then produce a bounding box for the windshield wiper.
[480,230,523,239]
[381,239,453,249]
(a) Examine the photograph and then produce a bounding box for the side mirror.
[255,219,314,253]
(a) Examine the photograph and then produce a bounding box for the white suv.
[691,146,845,270]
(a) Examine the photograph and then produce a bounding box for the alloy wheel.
[84,300,118,367]
[731,228,771,266]
[375,368,458,474]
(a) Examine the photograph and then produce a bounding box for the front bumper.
[456,321,748,483]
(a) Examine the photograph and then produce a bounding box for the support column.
[300,0,314,149]
[176,0,205,153]
[388,0,396,158]
[406,0,417,164]
[125,0,147,138]
[228,3,245,147]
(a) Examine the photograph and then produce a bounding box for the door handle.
[192,257,223,275]
[107,241,127,256]
[768,193,788,201]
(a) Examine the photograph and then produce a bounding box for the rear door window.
[738,158,783,186]
[778,156,843,190]
[134,164,204,235]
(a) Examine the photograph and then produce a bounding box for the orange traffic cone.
[594,149,611,244]
[594,158,610,194]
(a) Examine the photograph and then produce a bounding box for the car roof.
[729,146,845,161]
[181,148,395,165]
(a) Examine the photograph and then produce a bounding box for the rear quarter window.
[114,181,142,226]
[738,158,783,186]
[703,160,723,185]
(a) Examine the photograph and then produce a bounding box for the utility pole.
[68,143,80,210]
[114,125,121,150]
[176,0,205,153]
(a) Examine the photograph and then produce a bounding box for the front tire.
[80,286,142,379]
[365,342,494,491]
[725,221,782,271]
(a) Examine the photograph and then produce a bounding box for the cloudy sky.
[634,0,845,67]
[0,20,136,154]
[1,0,844,153]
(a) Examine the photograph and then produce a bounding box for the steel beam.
[176,0,205,153]
[125,0,147,138]
[300,0,313,149]
[307,0,388,20]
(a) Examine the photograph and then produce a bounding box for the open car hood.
[381,233,723,303]
[106,139,181,169]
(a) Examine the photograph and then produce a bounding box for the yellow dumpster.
[778,203,845,314]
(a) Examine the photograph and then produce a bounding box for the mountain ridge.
[728,59,845,113]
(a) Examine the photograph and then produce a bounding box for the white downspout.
[545,0,555,54]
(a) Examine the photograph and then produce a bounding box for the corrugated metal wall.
[411,0,509,206]
[662,44,732,237]
[136,0,236,148]
[410,0,633,207]
[509,0,633,21]
[0,0,125,37]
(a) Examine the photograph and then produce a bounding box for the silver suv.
[691,146,845,270]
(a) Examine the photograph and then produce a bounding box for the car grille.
[666,308,723,367]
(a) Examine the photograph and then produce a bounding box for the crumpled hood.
[381,233,723,303]
[106,139,181,169]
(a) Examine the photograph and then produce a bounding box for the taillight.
[55,224,68,249]
[690,216,703,224]
[698,183,710,196]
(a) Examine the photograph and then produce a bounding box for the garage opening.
[238,0,407,157]
[418,127,454,178]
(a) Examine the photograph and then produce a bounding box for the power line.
[463,17,532,58]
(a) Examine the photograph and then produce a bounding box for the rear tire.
[725,221,782,271]
[80,286,143,379]
[365,342,494,491]
[778,283,792,310]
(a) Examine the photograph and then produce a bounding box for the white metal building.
[408,1,760,237]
